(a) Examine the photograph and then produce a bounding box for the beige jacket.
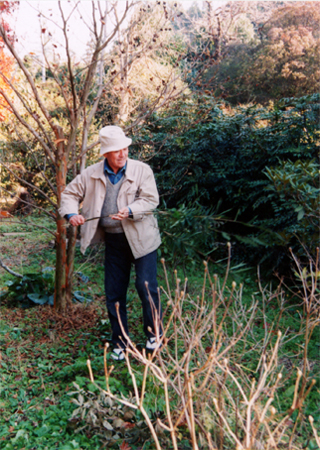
[59,158,161,258]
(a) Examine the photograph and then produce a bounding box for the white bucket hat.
[99,126,132,155]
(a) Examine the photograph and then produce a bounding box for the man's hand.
[112,207,129,221]
[69,215,86,226]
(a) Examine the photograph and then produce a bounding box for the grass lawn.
[0,215,319,450]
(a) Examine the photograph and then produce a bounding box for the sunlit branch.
[58,1,78,115]
[0,186,56,219]
[0,88,55,163]
[0,158,57,208]
[0,22,56,133]
[0,219,56,237]
[0,71,55,152]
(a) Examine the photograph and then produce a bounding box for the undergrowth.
[0,216,319,450]
[83,250,319,450]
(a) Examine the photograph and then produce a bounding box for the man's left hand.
[112,207,129,221]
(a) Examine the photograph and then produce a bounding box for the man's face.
[104,147,129,174]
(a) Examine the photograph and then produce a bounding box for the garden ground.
[0,215,319,450]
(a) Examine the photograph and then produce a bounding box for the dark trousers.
[104,232,162,348]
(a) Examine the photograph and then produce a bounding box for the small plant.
[4,267,55,307]
[2,267,93,308]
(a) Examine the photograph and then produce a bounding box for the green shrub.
[136,93,319,272]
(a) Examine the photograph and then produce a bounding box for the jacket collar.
[90,158,135,184]
[91,160,106,184]
[125,158,135,182]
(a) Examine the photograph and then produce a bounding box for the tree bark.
[54,211,68,311]
[66,225,78,304]
[54,126,69,312]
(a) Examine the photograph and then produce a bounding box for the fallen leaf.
[120,442,131,450]
[113,418,125,429]
[0,211,11,217]
[103,420,113,431]
[123,410,135,421]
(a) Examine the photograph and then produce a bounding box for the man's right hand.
[69,215,86,226]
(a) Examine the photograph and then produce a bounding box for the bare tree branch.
[58,1,78,115]
[13,126,58,196]
[0,186,56,219]
[0,88,55,163]
[0,22,55,132]
[0,219,56,237]
[0,71,56,152]
[0,258,23,278]
[0,158,57,208]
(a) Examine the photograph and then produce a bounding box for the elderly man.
[59,126,162,360]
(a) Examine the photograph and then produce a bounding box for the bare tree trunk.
[0,1,138,315]
[66,225,77,304]
[54,126,69,312]
[2,0,223,315]
[55,211,68,311]
[55,163,77,311]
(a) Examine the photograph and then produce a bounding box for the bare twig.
[0,258,23,278]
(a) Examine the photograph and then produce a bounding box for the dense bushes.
[134,93,319,271]
[210,3,320,105]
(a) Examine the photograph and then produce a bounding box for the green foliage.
[3,268,93,308]
[264,158,320,258]
[0,328,103,450]
[4,267,55,307]
[140,93,319,272]
[157,203,225,267]
[0,239,319,449]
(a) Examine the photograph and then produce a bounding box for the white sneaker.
[111,348,125,361]
[146,337,162,351]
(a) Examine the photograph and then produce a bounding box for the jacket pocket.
[124,187,140,203]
